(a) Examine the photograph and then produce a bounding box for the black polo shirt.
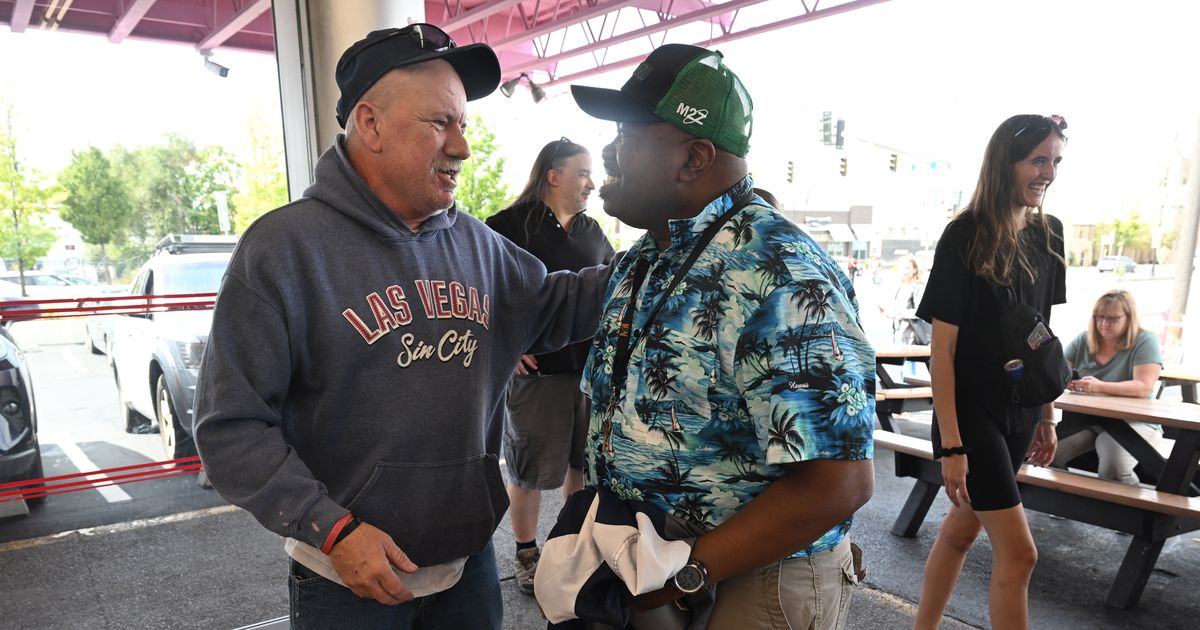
[486,200,615,374]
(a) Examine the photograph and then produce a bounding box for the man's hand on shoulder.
[329,521,419,605]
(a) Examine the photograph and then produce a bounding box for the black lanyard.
[605,192,755,418]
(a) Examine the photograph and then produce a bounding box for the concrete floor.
[1,449,1195,629]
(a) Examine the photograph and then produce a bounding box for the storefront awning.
[827,223,857,242]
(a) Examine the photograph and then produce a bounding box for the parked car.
[0,325,43,506]
[83,305,117,358]
[1097,255,1137,273]
[0,271,120,303]
[109,235,238,459]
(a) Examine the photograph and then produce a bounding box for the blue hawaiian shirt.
[580,177,876,558]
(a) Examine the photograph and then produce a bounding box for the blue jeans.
[288,541,502,629]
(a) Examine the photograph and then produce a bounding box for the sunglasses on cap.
[1014,114,1068,138]
[337,23,456,74]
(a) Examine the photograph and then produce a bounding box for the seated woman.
[1053,289,1163,485]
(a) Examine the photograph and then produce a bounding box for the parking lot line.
[52,438,133,503]
[0,504,240,554]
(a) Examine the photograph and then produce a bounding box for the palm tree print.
[711,434,755,478]
[644,349,680,399]
[735,335,772,377]
[793,280,833,371]
[724,214,755,248]
[672,493,711,525]
[777,326,805,374]
[767,406,805,461]
[755,252,790,297]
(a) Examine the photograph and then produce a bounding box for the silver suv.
[109,235,237,459]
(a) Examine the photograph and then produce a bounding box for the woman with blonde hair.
[1052,290,1163,484]
[881,255,931,345]
[913,115,1068,630]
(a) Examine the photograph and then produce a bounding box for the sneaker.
[515,547,540,595]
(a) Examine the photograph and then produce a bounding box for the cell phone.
[1026,322,1052,350]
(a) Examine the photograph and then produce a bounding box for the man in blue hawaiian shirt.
[570,44,876,629]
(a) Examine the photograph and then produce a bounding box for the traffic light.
[889,153,899,172]
[835,119,845,149]
[821,111,832,145]
[839,157,848,177]
[786,160,794,184]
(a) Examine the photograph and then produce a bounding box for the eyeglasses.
[1014,114,1068,138]
[1093,314,1126,325]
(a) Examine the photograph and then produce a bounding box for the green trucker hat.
[571,44,753,157]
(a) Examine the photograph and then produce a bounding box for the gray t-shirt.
[1063,329,1162,398]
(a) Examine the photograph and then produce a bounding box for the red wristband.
[321,513,356,554]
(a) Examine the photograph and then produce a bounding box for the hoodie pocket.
[345,453,509,566]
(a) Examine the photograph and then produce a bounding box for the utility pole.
[1168,116,1200,349]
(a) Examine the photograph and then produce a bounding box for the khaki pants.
[620,538,865,630]
[706,538,864,630]
[1054,421,1164,485]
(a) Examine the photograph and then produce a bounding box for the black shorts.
[932,415,1036,512]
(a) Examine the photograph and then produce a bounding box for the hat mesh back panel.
[654,54,751,157]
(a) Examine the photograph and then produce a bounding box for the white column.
[271,0,425,199]
[1169,116,1200,351]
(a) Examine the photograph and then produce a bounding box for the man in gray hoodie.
[193,24,611,629]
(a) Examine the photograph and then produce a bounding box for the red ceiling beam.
[438,0,526,32]
[504,0,771,78]
[196,0,273,51]
[109,0,158,43]
[490,0,640,53]
[9,0,36,32]
[543,0,891,87]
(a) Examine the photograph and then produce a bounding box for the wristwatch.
[672,558,709,594]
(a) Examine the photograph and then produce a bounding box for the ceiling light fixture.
[498,73,546,103]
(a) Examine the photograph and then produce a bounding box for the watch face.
[673,565,704,593]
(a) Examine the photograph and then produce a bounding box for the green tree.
[1098,210,1151,255]
[455,114,510,220]
[58,146,132,279]
[111,134,239,251]
[232,110,288,232]
[0,102,57,287]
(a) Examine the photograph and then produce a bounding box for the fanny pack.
[990,284,1071,407]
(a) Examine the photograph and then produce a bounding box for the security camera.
[200,50,230,78]
[205,59,230,78]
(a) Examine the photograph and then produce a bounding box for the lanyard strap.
[607,192,754,408]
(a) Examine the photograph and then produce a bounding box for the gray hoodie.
[193,138,611,565]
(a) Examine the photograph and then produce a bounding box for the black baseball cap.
[335,24,501,128]
[571,43,753,157]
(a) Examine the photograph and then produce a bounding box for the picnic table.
[873,344,933,431]
[875,391,1200,609]
[874,344,930,388]
[1157,366,1199,404]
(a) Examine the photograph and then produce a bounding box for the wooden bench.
[873,429,1200,608]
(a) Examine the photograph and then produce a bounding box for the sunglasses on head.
[548,137,573,165]
[1014,114,1068,138]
